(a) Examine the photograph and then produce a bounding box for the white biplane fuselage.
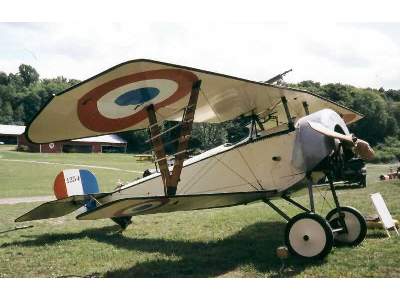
[103,108,350,212]
[117,129,300,197]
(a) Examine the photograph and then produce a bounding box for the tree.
[385,89,400,102]
[18,64,39,87]
[192,123,227,150]
[348,89,389,145]
[0,101,14,124]
[0,72,8,85]
[14,105,25,124]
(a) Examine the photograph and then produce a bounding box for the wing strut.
[146,80,202,196]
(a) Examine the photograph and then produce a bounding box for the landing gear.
[326,206,367,246]
[111,216,132,232]
[285,212,334,259]
[265,167,367,259]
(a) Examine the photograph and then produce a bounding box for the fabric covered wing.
[27,59,362,143]
[15,193,108,222]
[76,191,276,220]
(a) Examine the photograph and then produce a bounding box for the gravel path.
[0,195,53,205]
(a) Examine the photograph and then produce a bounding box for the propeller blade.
[307,121,353,143]
[307,121,375,161]
[354,139,375,161]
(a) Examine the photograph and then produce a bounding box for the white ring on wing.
[97,79,178,119]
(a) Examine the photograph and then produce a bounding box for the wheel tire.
[326,206,367,247]
[285,212,334,259]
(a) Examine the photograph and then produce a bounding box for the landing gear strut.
[265,170,367,260]
[111,216,132,231]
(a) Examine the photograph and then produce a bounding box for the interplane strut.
[146,80,202,196]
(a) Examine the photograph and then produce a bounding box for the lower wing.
[77,191,277,220]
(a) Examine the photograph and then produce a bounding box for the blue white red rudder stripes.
[53,169,99,199]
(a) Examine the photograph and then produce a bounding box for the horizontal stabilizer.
[77,191,276,220]
[15,193,108,222]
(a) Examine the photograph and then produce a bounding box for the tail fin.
[54,169,100,199]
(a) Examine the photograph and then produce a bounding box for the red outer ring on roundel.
[77,69,198,132]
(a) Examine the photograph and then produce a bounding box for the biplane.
[16,59,374,259]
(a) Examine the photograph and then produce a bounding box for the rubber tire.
[326,206,367,247]
[285,212,334,260]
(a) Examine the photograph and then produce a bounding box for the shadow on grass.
[366,230,391,239]
[1,222,325,277]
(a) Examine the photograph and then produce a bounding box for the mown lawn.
[0,148,153,197]
[0,149,399,277]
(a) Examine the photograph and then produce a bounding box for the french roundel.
[115,198,169,216]
[77,69,198,132]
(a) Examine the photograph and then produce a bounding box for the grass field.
[0,148,400,277]
[0,147,153,197]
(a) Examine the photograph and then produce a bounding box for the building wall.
[92,143,101,153]
[18,135,40,152]
[41,142,62,153]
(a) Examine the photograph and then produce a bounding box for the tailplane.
[15,169,105,222]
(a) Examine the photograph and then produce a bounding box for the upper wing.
[76,191,276,220]
[27,59,363,143]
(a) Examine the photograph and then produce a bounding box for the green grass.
[0,149,153,197]
[0,149,400,277]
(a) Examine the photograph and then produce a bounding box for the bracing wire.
[212,151,260,191]
[199,88,263,191]
[316,184,333,213]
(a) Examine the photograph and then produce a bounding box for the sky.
[0,22,400,89]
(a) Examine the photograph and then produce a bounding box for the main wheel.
[326,206,367,246]
[285,213,334,259]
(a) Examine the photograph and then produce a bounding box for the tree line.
[1,64,399,162]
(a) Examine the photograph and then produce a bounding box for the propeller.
[308,121,375,161]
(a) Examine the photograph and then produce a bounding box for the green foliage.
[0,72,8,85]
[0,101,14,124]
[0,65,80,124]
[370,136,400,163]
[18,64,39,86]
[292,81,397,146]
[118,129,150,154]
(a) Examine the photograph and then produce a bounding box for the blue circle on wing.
[115,87,160,106]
